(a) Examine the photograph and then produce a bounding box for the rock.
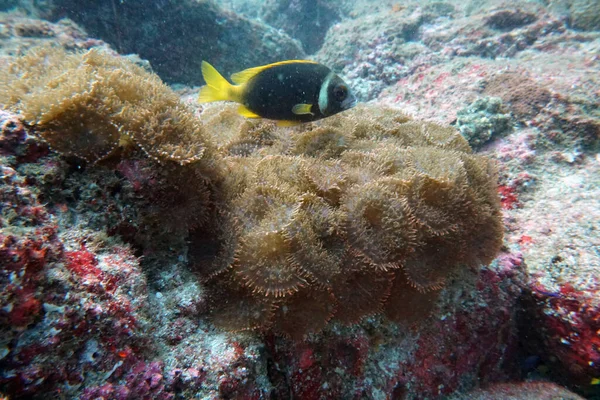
[455,97,512,148]
[548,0,600,31]
[259,0,340,54]
[42,0,305,84]
[452,381,586,399]
[485,9,538,31]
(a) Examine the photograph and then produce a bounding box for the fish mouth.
[342,94,357,110]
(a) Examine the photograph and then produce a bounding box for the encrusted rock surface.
[1,0,599,398]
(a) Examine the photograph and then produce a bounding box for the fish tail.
[198,61,240,103]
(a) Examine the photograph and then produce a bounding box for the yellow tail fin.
[198,61,238,103]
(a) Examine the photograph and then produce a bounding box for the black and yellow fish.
[198,60,357,126]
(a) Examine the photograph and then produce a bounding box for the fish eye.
[333,85,347,101]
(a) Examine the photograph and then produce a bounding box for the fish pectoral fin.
[237,105,261,119]
[291,103,314,116]
[277,120,302,127]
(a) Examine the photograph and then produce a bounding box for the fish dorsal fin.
[231,60,319,84]
[237,105,261,119]
[292,103,314,115]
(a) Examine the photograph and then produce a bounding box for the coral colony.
[1,47,503,340]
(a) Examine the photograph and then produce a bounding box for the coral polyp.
[235,229,307,297]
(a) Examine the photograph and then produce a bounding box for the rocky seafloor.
[0,0,599,399]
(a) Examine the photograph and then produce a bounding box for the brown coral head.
[170,103,503,339]
[1,46,210,165]
[34,96,122,163]
[198,105,503,339]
